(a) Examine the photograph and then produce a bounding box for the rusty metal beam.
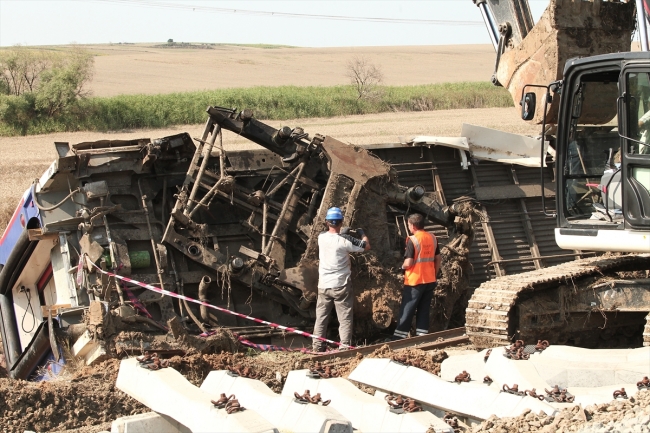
[308,327,468,362]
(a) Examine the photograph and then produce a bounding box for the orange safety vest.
[404,230,437,286]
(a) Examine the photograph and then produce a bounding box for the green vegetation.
[0,82,512,136]
[0,46,94,135]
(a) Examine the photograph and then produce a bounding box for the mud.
[351,253,403,337]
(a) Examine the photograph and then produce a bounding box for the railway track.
[309,327,468,362]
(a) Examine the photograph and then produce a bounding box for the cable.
[33,184,81,211]
[20,287,36,334]
[92,0,484,26]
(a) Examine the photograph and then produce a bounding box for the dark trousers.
[392,282,436,339]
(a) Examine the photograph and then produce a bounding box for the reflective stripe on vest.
[404,230,437,286]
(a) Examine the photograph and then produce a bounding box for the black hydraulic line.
[9,321,51,380]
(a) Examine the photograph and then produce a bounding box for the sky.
[0,0,551,48]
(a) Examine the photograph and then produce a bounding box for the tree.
[34,48,94,116]
[0,47,94,124]
[346,56,383,100]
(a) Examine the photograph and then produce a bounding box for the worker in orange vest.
[392,213,441,340]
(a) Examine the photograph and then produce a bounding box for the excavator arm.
[475,0,639,124]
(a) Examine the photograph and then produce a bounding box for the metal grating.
[367,144,582,292]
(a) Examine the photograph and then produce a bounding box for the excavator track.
[466,254,650,349]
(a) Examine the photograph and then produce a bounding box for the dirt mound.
[0,359,146,433]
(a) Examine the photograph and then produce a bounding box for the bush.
[0,81,512,136]
[34,49,93,116]
[0,47,93,132]
[0,93,35,134]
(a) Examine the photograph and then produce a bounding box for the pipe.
[264,161,306,256]
[266,165,303,198]
[33,186,80,211]
[637,0,649,51]
[217,126,226,184]
[474,0,499,51]
[167,249,185,320]
[181,117,215,212]
[187,128,227,219]
[186,126,220,215]
[198,275,212,323]
[138,178,168,295]
[261,200,268,253]
[9,321,51,380]
[179,279,207,333]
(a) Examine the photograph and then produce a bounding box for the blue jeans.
[392,282,436,339]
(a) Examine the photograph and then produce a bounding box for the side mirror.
[521,92,536,121]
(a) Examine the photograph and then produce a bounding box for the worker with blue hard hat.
[312,206,370,352]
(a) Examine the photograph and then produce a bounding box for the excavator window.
[563,70,621,221]
[623,71,650,226]
[626,71,650,155]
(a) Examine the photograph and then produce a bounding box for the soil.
[474,389,650,433]
[0,359,146,433]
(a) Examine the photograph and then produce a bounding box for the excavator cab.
[474,0,649,251]
[550,54,650,253]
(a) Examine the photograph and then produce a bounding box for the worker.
[312,206,370,352]
[392,213,441,340]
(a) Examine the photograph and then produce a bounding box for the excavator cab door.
[621,68,650,229]
[555,62,649,253]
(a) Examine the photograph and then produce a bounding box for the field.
[84,43,497,97]
[0,42,528,231]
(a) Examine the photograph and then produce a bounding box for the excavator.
[466,0,650,348]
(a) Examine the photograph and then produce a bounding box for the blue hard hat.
[325,207,343,221]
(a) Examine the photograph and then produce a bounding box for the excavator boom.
[477,0,637,124]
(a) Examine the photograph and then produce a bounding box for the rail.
[309,327,468,362]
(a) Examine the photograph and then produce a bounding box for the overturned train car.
[0,107,477,379]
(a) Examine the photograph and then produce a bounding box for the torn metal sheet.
[409,125,548,168]
[462,124,548,167]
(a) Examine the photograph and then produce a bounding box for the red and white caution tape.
[88,259,353,349]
